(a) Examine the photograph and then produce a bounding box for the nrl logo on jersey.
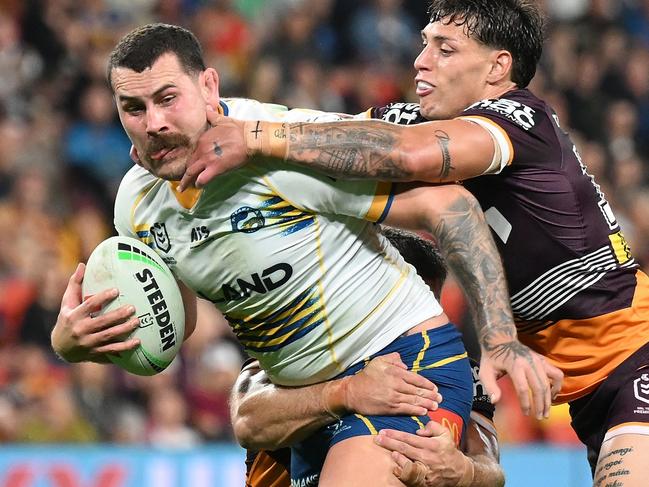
[634,374,649,405]
[150,222,171,253]
[466,98,537,131]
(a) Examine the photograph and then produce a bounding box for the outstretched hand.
[178,110,249,191]
[479,340,563,419]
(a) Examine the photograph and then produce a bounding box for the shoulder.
[114,165,158,236]
[115,165,157,204]
[369,102,426,125]
[459,89,563,168]
[460,89,550,133]
[221,97,349,123]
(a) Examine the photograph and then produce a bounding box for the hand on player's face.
[52,263,140,363]
[479,341,563,419]
[178,110,248,191]
[344,352,443,417]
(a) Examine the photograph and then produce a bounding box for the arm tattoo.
[434,130,454,179]
[426,189,523,356]
[287,121,411,180]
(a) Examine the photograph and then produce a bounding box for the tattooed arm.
[384,183,563,419]
[179,115,496,190]
[281,120,494,182]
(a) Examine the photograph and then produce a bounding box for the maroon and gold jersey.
[374,91,649,402]
[245,449,291,487]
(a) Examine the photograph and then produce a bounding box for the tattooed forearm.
[425,187,518,351]
[286,121,412,180]
[434,130,454,179]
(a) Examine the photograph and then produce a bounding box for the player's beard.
[143,132,193,181]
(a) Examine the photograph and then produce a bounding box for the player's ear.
[487,50,513,85]
[130,145,142,165]
[201,68,220,107]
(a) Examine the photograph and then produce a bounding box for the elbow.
[421,184,482,228]
[495,470,506,487]
[232,414,259,450]
[233,414,286,451]
[401,146,430,181]
[443,184,480,209]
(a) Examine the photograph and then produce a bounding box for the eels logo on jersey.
[231,206,265,233]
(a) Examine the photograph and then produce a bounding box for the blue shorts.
[290,323,473,485]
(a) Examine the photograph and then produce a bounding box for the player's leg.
[318,435,403,487]
[593,430,649,487]
[294,326,472,486]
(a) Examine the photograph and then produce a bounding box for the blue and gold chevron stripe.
[227,288,325,352]
[259,196,315,236]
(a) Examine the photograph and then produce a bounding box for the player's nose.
[145,106,169,136]
[414,46,432,72]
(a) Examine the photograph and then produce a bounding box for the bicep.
[402,119,496,182]
[382,182,474,232]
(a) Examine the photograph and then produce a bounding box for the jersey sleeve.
[458,96,560,174]
[469,358,495,421]
[251,160,394,223]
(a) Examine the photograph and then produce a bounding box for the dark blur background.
[1,0,648,450]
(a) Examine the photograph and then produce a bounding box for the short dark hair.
[428,0,544,88]
[381,226,447,296]
[107,23,206,88]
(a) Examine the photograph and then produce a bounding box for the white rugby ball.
[82,236,185,376]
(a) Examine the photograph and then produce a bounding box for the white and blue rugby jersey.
[114,98,443,386]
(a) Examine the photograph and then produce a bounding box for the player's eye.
[161,95,176,105]
[123,105,144,114]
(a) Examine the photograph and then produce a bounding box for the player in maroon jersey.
[181,0,649,483]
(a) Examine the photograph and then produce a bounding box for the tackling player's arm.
[178,114,495,189]
[376,411,504,487]
[237,361,504,487]
[231,356,442,451]
[52,265,197,363]
[382,183,561,419]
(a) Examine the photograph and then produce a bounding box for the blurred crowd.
[1,0,649,449]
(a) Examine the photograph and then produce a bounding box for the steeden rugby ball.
[82,236,185,375]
